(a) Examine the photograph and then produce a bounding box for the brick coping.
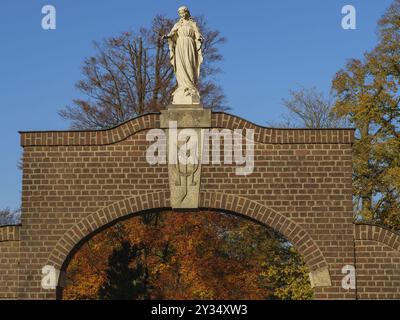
[20,112,355,147]
[0,225,21,242]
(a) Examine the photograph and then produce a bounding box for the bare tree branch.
[60,15,228,130]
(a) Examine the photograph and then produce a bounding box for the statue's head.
[178,6,191,19]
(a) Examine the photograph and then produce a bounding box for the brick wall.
[3,111,391,300]
[18,114,168,299]
[0,226,20,299]
[204,113,355,299]
[354,224,400,299]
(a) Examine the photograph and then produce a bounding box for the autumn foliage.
[332,0,400,229]
[62,211,312,300]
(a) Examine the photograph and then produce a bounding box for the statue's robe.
[167,18,203,100]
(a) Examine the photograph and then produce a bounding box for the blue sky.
[0,0,394,209]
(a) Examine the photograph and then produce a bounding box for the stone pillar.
[160,104,211,209]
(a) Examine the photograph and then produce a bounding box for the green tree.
[332,0,400,229]
[64,212,313,300]
[261,244,313,300]
[98,241,149,300]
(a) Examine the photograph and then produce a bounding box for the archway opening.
[60,210,313,300]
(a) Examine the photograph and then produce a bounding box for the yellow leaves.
[262,262,313,300]
[192,288,215,300]
[332,10,400,228]
[151,262,168,275]
[384,167,400,189]
[63,211,313,300]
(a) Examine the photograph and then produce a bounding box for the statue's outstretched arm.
[161,23,179,41]
[166,22,180,38]
[164,23,179,71]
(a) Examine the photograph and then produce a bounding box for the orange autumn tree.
[63,211,313,300]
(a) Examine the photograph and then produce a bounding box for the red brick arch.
[47,191,328,275]
[354,223,400,299]
[355,223,400,251]
[47,190,170,269]
[199,192,328,271]
[12,111,357,299]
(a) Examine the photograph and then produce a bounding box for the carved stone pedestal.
[160,105,211,209]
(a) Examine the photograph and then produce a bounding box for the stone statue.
[162,6,203,105]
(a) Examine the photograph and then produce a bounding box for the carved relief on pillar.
[160,105,211,209]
